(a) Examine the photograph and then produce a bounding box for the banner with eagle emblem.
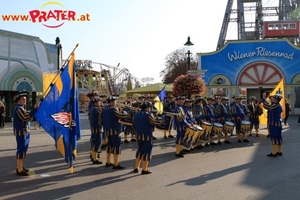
[34,49,81,173]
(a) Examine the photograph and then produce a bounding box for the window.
[290,23,296,29]
[283,24,288,29]
[275,24,282,30]
[268,24,275,30]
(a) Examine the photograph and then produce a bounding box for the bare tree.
[160,48,198,84]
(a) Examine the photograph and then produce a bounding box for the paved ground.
[0,114,300,200]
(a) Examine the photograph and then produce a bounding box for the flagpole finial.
[76,43,79,47]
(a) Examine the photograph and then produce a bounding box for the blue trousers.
[136,140,153,161]
[16,133,30,159]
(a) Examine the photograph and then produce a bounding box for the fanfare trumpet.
[162,112,181,116]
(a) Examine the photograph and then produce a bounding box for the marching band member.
[89,97,103,164]
[203,97,217,146]
[213,96,221,108]
[192,98,206,149]
[87,91,99,111]
[132,95,145,108]
[230,95,237,136]
[230,95,237,107]
[100,94,108,149]
[182,99,197,151]
[183,99,196,125]
[132,101,162,174]
[193,97,204,126]
[190,95,200,123]
[162,95,175,139]
[231,96,249,143]
[13,92,40,176]
[164,95,175,112]
[215,96,232,144]
[123,101,137,143]
[262,93,283,157]
[145,96,159,140]
[101,96,129,169]
[247,96,263,137]
[173,96,191,157]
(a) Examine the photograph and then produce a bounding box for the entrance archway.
[237,62,283,85]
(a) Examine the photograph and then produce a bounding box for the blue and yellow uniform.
[132,101,162,174]
[231,97,249,142]
[203,97,217,145]
[183,99,196,124]
[262,94,283,157]
[192,98,204,125]
[215,96,232,144]
[13,93,39,176]
[89,97,103,164]
[173,96,190,157]
[247,96,263,137]
[123,104,137,143]
[101,96,128,169]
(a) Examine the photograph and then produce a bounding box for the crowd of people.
[10,89,285,176]
[85,90,285,175]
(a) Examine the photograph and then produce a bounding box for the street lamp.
[184,36,194,71]
[55,37,62,71]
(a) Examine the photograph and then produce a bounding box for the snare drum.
[155,114,174,132]
[241,120,251,132]
[201,122,213,135]
[181,126,201,150]
[223,121,235,134]
[191,125,204,141]
[199,122,213,142]
[212,123,223,135]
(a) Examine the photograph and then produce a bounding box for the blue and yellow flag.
[34,52,81,173]
[268,78,285,119]
[154,86,166,114]
[260,78,286,124]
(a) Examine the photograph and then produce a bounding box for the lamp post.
[184,36,194,71]
[55,37,62,71]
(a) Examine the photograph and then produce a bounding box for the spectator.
[283,98,291,126]
[0,101,5,128]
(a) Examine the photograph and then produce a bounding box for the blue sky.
[0,0,277,83]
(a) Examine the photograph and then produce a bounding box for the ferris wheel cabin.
[263,20,300,38]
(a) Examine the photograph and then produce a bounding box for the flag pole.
[42,44,79,99]
[157,84,167,96]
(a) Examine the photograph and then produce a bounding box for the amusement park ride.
[73,60,141,104]
[217,0,300,50]
[71,60,141,110]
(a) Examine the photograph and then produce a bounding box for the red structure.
[263,20,300,38]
